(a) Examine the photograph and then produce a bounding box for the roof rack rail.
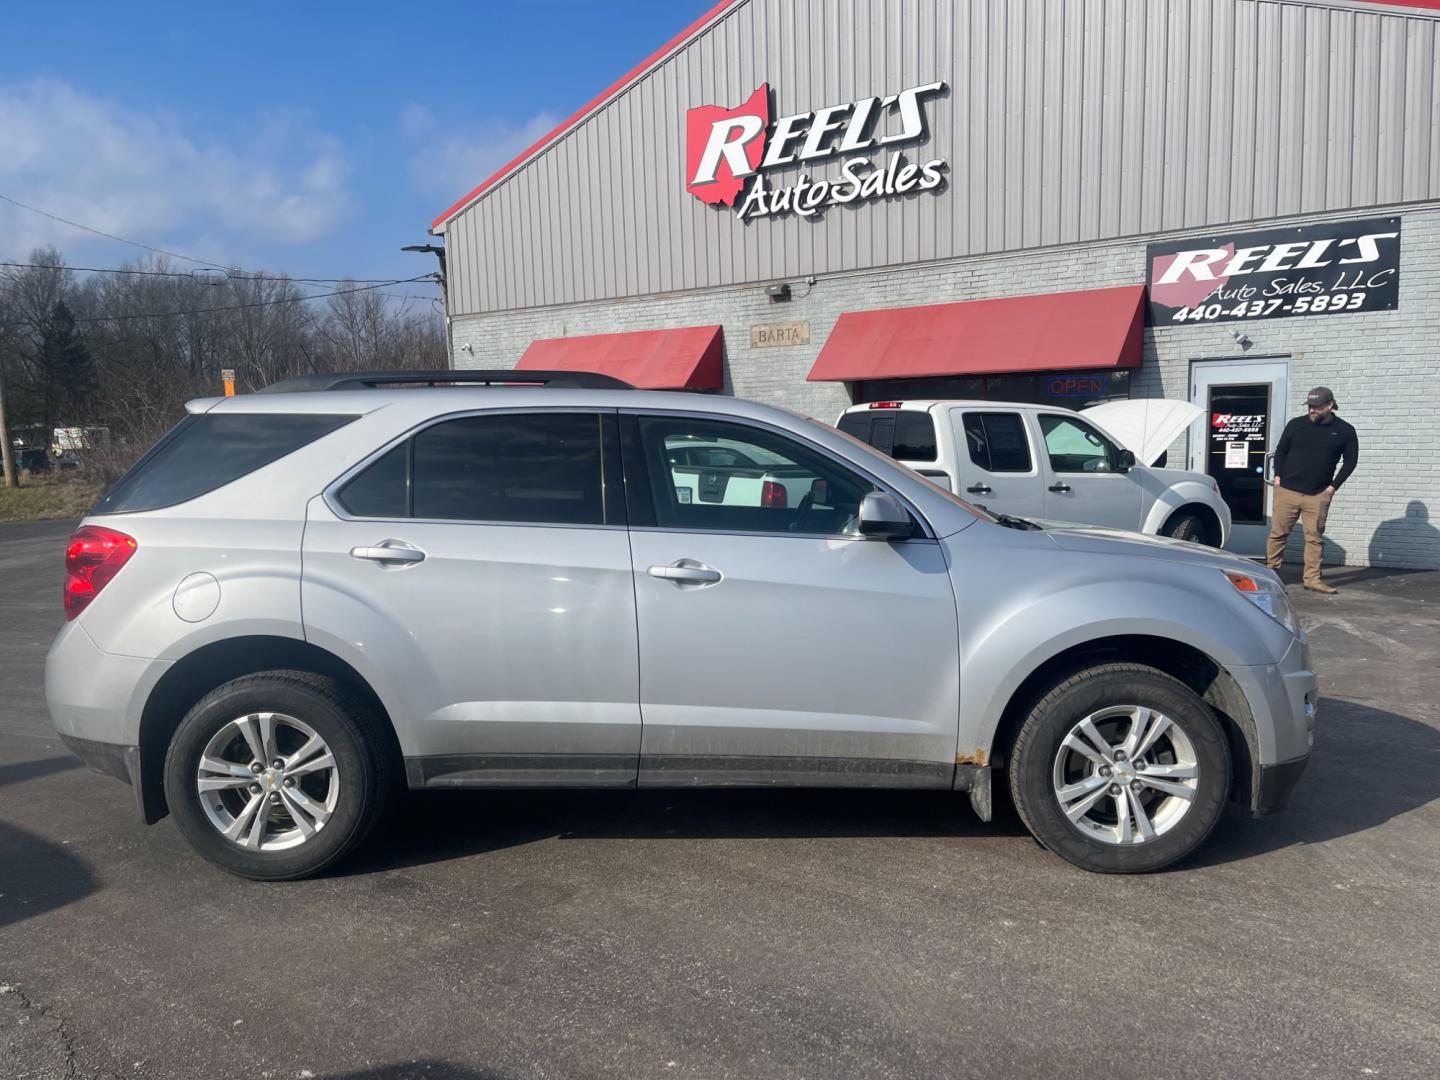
[257,369,635,394]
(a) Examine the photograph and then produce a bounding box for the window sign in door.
[1206,384,1270,524]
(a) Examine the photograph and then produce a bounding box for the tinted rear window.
[94,413,355,514]
[892,412,938,461]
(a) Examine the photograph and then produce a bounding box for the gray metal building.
[431,0,1440,569]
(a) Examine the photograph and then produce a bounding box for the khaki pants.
[1266,485,1333,586]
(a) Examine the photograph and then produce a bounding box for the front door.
[302,409,642,787]
[621,412,961,788]
[1188,359,1290,555]
[1035,412,1141,530]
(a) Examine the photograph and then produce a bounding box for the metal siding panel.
[438,0,1440,315]
[1118,0,1146,233]
[1229,0,1258,223]
[1352,12,1380,207]
[1060,0,1084,242]
[1377,16,1406,204]
[1326,9,1356,209]
[1301,7,1329,211]
[1205,0,1235,223]
[1401,19,1432,200]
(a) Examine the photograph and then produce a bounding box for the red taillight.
[868,401,902,409]
[761,480,788,509]
[64,526,137,620]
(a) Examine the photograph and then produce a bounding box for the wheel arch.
[136,635,402,824]
[986,634,1258,810]
[1159,502,1225,547]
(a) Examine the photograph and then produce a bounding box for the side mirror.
[1116,448,1137,473]
[857,491,915,540]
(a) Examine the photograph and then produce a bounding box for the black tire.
[1163,511,1207,544]
[1007,663,1230,874]
[163,670,392,880]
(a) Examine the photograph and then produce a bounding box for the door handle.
[648,562,722,585]
[350,540,426,565]
[1048,483,1072,493]
[965,484,993,495]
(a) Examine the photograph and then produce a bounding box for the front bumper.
[1253,755,1310,816]
[1228,633,1319,814]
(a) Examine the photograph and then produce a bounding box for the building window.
[855,370,1130,410]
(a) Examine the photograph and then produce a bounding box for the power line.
[0,260,436,286]
[0,191,233,271]
[0,275,434,330]
[73,275,434,324]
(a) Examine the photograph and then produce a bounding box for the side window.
[1038,414,1118,474]
[961,413,1033,473]
[337,443,408,517]
[635,416,876,536]
[891,412,938,462]
[336,413,607,525]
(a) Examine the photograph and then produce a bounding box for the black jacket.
[1274,414,1358,495]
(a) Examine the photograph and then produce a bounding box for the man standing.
[1266,387,1359,594]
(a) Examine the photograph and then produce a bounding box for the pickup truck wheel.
[163,670,391,880]
[1008,663,1230,873]
[1162,512,1206,543]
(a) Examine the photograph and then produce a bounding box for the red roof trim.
[431,0,743,230]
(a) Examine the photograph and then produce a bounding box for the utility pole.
[0,356,17,488]
[401,244,451,369]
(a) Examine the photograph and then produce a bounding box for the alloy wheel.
[1050,705,1199,845]
[196,712,340,851]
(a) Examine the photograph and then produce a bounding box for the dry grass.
[0,474,103,523]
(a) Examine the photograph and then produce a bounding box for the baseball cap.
[1306,386,1336,410]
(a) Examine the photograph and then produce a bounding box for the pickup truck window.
[1038,414,1120,474]
[637,416,874,536]
[891,412,938,461]
[961,413,1032,473]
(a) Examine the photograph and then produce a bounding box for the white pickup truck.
[836,399,1231,545]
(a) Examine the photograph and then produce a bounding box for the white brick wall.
[453,202,1440,570]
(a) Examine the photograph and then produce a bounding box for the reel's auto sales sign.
[685,82,947,221]
[1146,217,1400,326]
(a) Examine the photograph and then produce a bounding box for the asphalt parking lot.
[2,518,1438,1080]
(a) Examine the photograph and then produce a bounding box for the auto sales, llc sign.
[1146,217,1400,325]
[685,82,948,221]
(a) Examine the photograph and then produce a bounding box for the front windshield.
[803,416,1001,524]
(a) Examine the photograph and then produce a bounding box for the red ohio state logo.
[686,83,770,207]
[684,81,948,221]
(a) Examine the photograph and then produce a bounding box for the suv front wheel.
[1008,663,1231,873]
[163,670,391,880]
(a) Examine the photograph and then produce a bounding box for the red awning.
[517,325,724,390]
[807,285,1145,383]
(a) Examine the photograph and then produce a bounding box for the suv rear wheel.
[163,670,391,880]
[1008,663,1230,873]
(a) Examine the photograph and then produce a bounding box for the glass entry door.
[1188,358,1290,556]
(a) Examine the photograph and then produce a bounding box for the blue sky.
[0,1,714,299]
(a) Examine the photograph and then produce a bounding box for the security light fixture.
[766,282,793,302]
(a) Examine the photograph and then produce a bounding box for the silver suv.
[46,371,1317,879]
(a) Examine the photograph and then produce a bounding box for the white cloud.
[0,79,355,263]
[407,110,559,203]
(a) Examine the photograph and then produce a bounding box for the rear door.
[301,409,642,787]
[1035,412,1141,529]
[951,409,1046,518]
[622,411,960,788]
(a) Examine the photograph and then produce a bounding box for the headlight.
[1224,570,1301,636]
